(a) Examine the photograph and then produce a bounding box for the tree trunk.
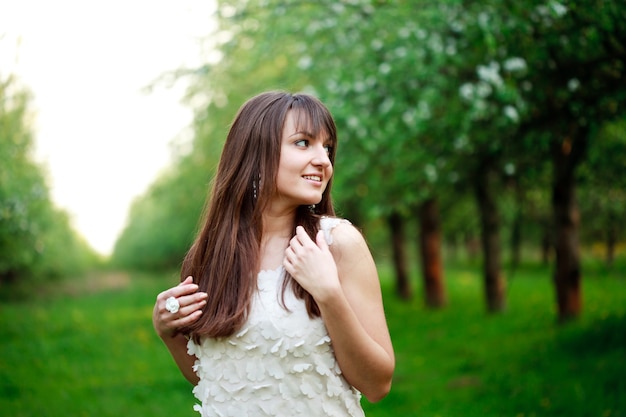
[387,211,412,300]
[551,130,587,322]
[418,198,446,308]
[475,164,506,312]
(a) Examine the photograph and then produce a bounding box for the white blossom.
[398,27,411,39]
[504,163,516,175]
[475,81,493,98]
[379,97,394,114]
[503,57,527,73]
[425,164,438,183]
[449,19,465,33]
[477,62,503,88]
[417,100,431,120]
[331,2,345,13]
[395,47,408,58]
[446,43,457,55]
[568,78,580,92]
[459,83,474,101]
[504,105,519,123]
[297,56,312,70]
[378,62,392,75]
[370,38,384,51]
[428,34,443,53]
[353,81,366,93]
[536,5,549,17]
[473,99,488,115]
[478,12,490,29]
[454,135,468,151]
[402,109,416,126]
[549,1,567,17]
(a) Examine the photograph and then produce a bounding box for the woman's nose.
[312,144,331,167]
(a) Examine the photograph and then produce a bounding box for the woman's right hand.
[152,276,208,339]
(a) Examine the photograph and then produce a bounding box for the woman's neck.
[259,209,295,271]
[261,207,296,239]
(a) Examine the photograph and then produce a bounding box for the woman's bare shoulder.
[323,219,373,266]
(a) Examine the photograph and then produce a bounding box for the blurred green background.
[1,263,625,416]
[1,0,625,416]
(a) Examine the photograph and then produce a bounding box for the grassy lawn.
[0,263,624,416]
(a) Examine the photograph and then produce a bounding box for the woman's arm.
[152,276,208,385]
[284,225,395,402]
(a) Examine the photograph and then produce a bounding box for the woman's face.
[273,110,333,210]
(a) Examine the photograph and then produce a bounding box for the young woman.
[152,91,394,416]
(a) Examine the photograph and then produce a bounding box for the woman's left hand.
[286,222,395,402]
[283,225,340,302]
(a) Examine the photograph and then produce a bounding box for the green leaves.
[115,0,626,269]
[0,73,96,287]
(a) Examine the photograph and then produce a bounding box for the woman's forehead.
[286,109,331,140]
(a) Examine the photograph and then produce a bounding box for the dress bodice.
[187,217,364,417]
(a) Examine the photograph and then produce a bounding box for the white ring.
[165,296,180,314]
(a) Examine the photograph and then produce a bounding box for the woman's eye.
[295,139,309,147]
[324,145,333,155]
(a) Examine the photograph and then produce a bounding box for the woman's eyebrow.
[288,130,315,138]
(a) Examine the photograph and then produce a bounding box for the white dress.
[187,217,365,417]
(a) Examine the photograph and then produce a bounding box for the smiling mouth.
[303,175,321,182]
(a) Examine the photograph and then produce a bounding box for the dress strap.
[319,217,351,245]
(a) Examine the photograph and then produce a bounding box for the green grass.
[375,263,626,417]
[0,264,624,417]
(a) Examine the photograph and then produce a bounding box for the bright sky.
[1,0,215,255]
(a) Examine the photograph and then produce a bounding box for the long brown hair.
[180,91,337,341]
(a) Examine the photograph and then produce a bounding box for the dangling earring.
[253,174,260,201]
[308,204,316,213]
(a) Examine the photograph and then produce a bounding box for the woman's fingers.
[153,276,207,338]
[172,294,207,317]
[160,291,207,313]
[294,226,315,247]
[158,277,207,307]
[168,300,206,328]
